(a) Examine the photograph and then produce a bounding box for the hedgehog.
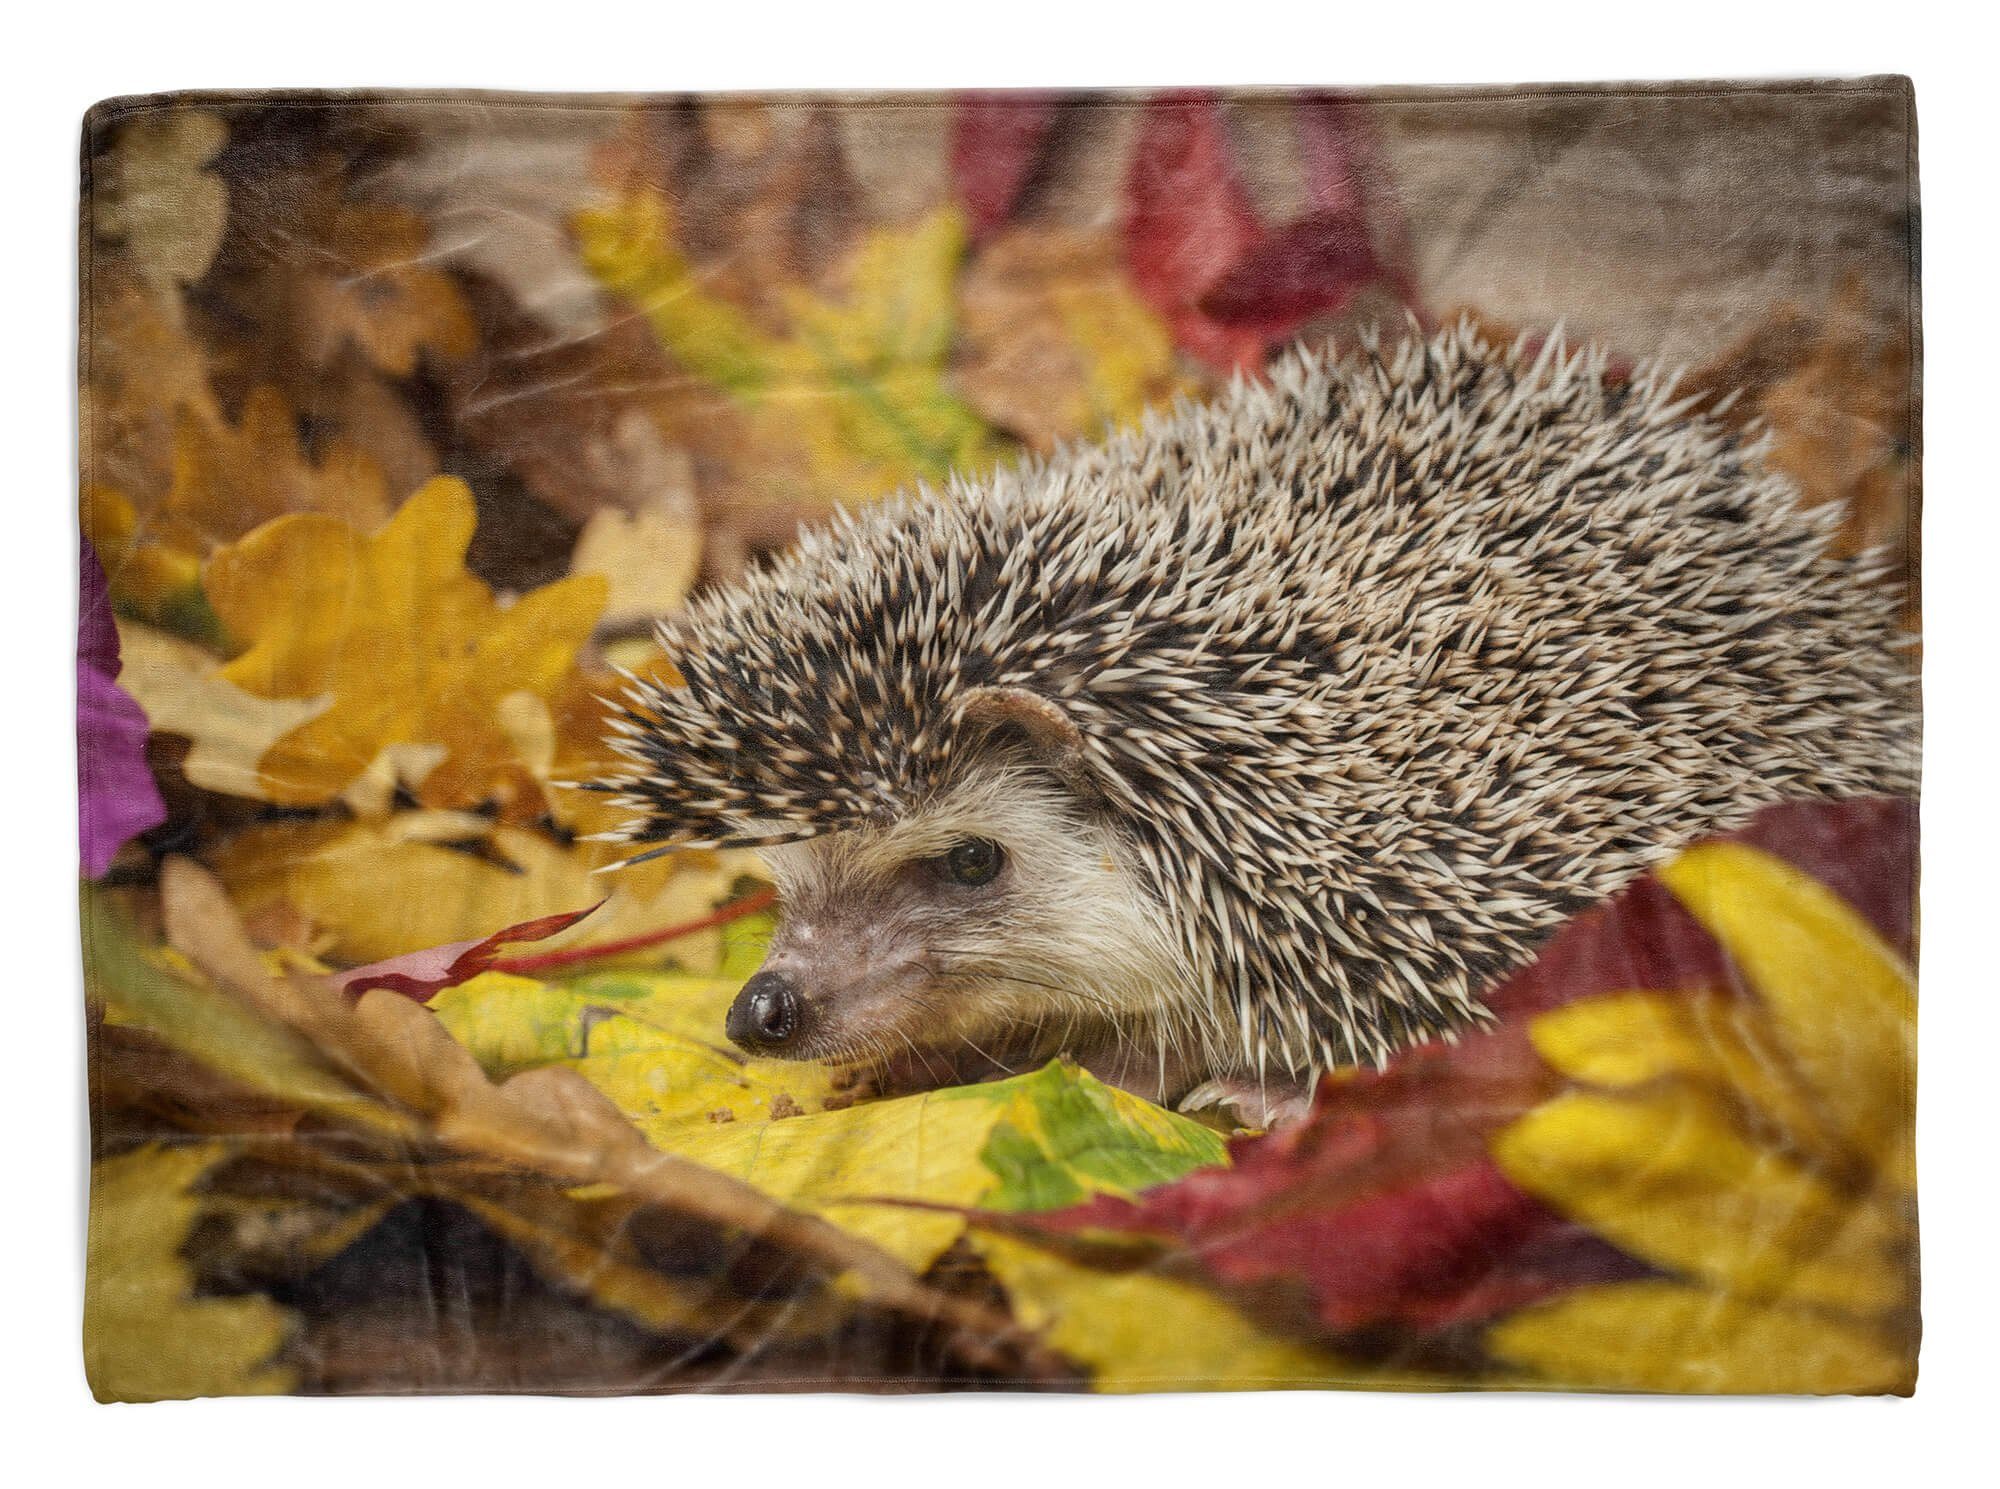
[589,323,1915,1124]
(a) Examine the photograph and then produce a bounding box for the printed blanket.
[78,80,1920,1398]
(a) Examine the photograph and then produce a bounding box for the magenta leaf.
[78,539,166,878]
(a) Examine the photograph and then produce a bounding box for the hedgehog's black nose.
[727,971,803,1052]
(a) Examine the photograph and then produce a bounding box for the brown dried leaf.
[956,226,1190,452]
[156,858,1070,1382]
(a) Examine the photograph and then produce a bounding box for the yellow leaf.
[651,1062,1226,1274]
[1526,989,1854,1177]
[1489,1280,1913,1394]
[204,477,607,817]
[167,386,392,554]
[84,1144,296,1402]
[84,485,207,630]
[570,490,703,627]
[1495,1089,1905,1314]
[575,191,998,505]
[657,1083,1009,1272]
[114,621,329,800]
[774,207,997,496]
[1658,842,1915,1185]
[427,970,846,1168]
[211,813,744,969]
[976,1233,1351,1391]
[572,189,776,395]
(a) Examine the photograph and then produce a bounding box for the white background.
[7,4,1992,1484]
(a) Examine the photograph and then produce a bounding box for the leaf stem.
[488,888,777,977]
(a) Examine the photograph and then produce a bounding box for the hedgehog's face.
[724,760,1186,1083]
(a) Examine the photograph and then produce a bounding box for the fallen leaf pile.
[78,92,1918,1398]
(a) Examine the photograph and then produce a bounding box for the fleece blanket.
[78,80,1920,1398]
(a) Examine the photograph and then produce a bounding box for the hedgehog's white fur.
[596,323,1916,1089]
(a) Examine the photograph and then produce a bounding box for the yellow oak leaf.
[209,811,744,968]
[165,385,392,554]
[114,621,329,800]
[204,477,606,817]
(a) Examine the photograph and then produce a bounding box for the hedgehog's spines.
[599,324,1914,1085]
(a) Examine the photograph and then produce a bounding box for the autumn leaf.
[135,858,1066,1382]
[1684,280,1915,622]
[209,810,743,969]
[1122,93,1266,371]
[950,92,1063,238]
[112,621,328,801]
[655,1060,1226,1273]
[303,199,479,377]
[569,483,703,628]
[202,477,607,818]
[1488,833,1918,1395]
[574,190,999,505]
[336,905,601,999]
[1122,92,1400,369]
[956,226,1190,452]
[84,1143,296,1402]
[975,1234,1351,1392]
[167,385,392,552]
[1197,210,1383,337]
[207,170,478,383]
[91,109,229,315]
[78,540,166,876]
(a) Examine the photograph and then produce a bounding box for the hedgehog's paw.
[1178,1077,1314,1131]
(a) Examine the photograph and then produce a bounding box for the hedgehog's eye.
[942,837,1005,888]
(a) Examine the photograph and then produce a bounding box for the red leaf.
[951,92,1063,239]
[336,904,600,1000]
[1296,91,1374,219]
[1197,209,1383,335]
[1121,92,1266,371]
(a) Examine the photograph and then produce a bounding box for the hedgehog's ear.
[955,686,1101,800]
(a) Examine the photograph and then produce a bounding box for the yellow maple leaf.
[574,190,998,506]
[1489,842,1917,1394]
[204,476,606,817]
